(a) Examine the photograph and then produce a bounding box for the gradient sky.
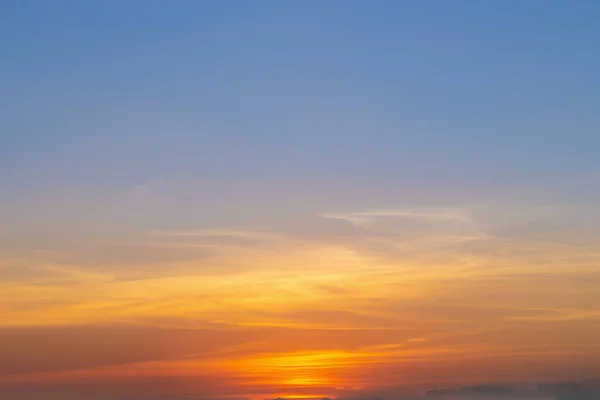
[2,1,600,400]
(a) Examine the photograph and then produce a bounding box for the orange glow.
[2,221,600,398]
[228,351,356,393]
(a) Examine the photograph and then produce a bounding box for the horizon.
[2,1,600,400]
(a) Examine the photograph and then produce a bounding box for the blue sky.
[3,0,600,195]
[2,0,600,239]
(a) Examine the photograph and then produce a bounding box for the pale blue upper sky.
[2,0,600,234]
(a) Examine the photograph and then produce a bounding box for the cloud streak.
[321,208,469,226]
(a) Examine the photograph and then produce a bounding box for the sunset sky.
[2,1,600,399]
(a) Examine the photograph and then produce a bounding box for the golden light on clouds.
[2,204,600,399]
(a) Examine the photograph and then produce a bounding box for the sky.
[1,1,600,399]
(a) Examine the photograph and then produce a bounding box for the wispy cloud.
[131,179,166,196]
[321,208,469,226]
[149,227,279,240]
